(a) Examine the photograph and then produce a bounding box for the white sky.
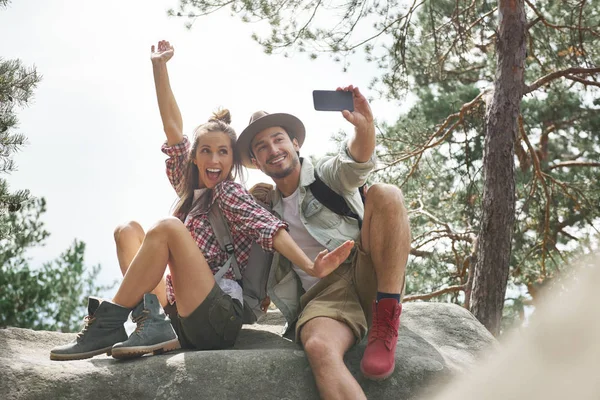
[1,0,406,294]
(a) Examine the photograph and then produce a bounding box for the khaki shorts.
[165,282,243,350]
[296,243,405,344]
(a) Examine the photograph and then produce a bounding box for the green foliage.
[0,2,112,333]
[0,198,113,332]
[372,1,600,328]
[0,57,42,235]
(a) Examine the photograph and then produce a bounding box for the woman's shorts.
[164,282,243,350]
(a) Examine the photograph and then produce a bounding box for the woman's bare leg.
[114,221,169,307]
[112,217,215,317]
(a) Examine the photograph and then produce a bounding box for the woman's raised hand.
[151,40,174,63]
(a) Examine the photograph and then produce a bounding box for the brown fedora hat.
[237,111,306,168]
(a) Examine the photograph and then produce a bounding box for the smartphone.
[313,90,354,112]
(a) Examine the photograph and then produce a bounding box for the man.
[238,85,411,400]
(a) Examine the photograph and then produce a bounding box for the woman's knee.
[114,220,144,243]
[146,217,185,240]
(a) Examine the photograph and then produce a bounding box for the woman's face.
[193,130,234,189]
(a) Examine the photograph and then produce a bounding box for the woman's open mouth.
[206,168,222,183]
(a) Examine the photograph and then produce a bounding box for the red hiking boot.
[360,298,402,380]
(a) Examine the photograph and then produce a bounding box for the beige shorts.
[296,243,405,344]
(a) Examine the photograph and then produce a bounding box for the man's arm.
[273,229,354,279]
[151,40,184,146]
[341,85,375,163]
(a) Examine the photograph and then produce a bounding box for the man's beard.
[265,153,300,179]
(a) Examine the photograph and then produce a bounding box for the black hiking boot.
[50,297,130,361]
[111,293,180,359]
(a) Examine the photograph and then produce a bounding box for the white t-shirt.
[282,188,325,292]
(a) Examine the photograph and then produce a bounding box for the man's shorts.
[296,243,405,344]
[164,282,243,350]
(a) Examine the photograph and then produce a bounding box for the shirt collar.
[273,157,315,208]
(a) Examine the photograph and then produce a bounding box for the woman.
[49,41,353,361]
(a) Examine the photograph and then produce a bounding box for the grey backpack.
[208,204,273,325]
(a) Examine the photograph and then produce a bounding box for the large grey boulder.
[0,302,495,400]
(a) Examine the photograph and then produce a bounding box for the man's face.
[250,126,300,179]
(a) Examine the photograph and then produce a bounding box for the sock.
[376,291,401,303]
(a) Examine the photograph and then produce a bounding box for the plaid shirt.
[161,137,287,305]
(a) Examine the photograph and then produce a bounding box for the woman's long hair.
[173,109,242,218]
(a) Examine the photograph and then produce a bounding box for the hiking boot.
[50,297,130,361]
[111,293,180,359]
[360,299,402,380]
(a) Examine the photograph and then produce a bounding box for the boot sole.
[50,346,113,361]
[360,361,395,381]
[111,338,181,359]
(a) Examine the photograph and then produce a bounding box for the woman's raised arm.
[151,40,184,146]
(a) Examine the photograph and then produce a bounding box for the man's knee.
[365,183,407,215]
[303,331,334,361]
[114,220,144,242]
[301,318,354,360]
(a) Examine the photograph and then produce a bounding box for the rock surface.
[0,302,496,400]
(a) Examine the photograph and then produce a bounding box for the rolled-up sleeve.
[316,140,376,195]
[214,181,287,253]
[161,136,190,196]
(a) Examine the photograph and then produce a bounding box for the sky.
[1,0,406,294]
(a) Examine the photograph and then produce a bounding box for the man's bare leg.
[301,317,366,400]
[114,221,168,307]
[361,183,411,293]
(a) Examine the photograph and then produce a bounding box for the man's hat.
[237,111,305,168]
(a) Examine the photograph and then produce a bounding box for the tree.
[0,198,112,332]
[1,1,112,331]
[0,54,42,238]
[173,0,600,334]
[469,0,525,334]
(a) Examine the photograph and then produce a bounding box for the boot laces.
[76,315,95,341]
[132,309,150,335]
[371,306,400,346]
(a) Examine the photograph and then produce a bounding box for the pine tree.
[0,57,42,238]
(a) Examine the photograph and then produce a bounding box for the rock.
[427,254,600,400]
[0,303,495,400]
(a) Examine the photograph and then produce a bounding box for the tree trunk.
[470,0,527,336]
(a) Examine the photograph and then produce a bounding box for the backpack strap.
[309,170,365,229]
[208,205,243,284]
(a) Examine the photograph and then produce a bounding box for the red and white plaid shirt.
[161,137,287,305]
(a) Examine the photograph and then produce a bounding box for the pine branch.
[524,67,600,94]
[564,74,600,88]
[548,161,600,170]
[374,92,485,173]
[524,0,600,37]
[404,284,465,302]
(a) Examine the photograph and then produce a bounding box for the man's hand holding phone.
[313,86,373,131]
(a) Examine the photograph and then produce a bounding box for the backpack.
[309,170,366,228]
[208,202,273,325]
